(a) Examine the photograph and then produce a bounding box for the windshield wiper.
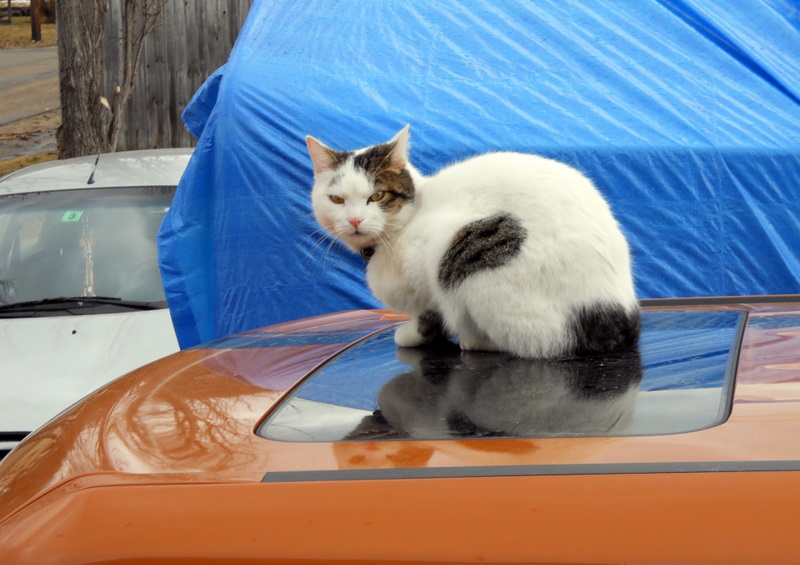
[0,296,165,315]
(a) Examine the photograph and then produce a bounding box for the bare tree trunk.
[56,0,110,159]
[56,0,165,159]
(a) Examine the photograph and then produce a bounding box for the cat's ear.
[387,124,410,171]
[306,136,339,175]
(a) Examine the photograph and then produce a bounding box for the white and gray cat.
[306,125,639,359]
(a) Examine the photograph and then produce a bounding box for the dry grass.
[0,152,58,178]
[0,16,57,48]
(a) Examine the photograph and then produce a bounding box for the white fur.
[307,127,638,359]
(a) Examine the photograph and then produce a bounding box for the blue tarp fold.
[159,0,800,348]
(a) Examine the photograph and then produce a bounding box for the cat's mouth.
[352,232,375,243]
[343,230,377,250]
[349,226,373,238]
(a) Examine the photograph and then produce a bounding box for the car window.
[0,186,175,306]
[259,310,745,442]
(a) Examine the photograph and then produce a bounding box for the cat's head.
[306,126,417,252]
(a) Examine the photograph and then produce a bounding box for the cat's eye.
[368,191,385,203]
[329,195,345,205]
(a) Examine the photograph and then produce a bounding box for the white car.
[0,149,191,457]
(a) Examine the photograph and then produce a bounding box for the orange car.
[1,297,800,564]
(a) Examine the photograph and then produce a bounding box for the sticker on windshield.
[61,211,83,222]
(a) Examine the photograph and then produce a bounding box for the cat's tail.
[567,302,641,357]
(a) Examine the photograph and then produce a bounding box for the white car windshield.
[0,186,175,308]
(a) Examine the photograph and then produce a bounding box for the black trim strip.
[0,432,29,442]
[640,295,800,307]
[261,460,800,483]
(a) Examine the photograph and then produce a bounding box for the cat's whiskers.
[374,230,397,251]
[295,215,341,255]
[302,223,341,270]
[310,232,348,273]
[375,221,405,245]
[308,225,333,241]
[321,236,340,266]
[292,211,326,234]
[305,231,332,258]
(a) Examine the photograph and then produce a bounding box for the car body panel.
[1,301,800,563]
[0,309,179,432]
[2,473,799,564]
[0,148,192,193]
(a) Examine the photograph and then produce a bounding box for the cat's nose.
[349,217,363,229]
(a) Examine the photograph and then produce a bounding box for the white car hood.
[0,309,179,433]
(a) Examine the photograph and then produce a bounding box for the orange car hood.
[4,301,800,500]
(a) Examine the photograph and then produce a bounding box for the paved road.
[0,46,59,126]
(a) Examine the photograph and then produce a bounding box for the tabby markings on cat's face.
[307,128,416,252]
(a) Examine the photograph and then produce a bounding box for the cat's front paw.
[394,322,427,348]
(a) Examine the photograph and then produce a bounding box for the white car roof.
[0,148,194,194]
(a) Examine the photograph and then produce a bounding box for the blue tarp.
[159,0,800,349]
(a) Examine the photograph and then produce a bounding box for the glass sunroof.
[258,310,745,442]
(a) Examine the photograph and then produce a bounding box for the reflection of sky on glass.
[262,310,744,441]
[292,331,401,411]
[637,310,743,391]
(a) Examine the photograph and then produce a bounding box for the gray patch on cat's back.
[439,213,527,290]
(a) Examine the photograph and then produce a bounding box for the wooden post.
[30,0,42,41]
[0,0,10,25]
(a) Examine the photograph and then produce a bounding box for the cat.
[306,125,640,359]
